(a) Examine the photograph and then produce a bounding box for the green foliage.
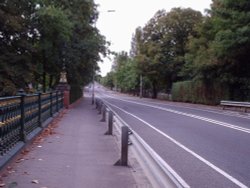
[0,0,108,98]
[172,80,229,105]
[70,84,83,104]
[105,2,250,103]
[184,0,250,101]
[101,72,115,90]
[129,8,203,98]
[0,0,36,95]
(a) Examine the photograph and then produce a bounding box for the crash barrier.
[0,92,64,168]
[220,100,250,113]
[94,98,190,188]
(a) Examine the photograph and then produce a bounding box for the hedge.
[70,85,83,104]
[172,80,229,105]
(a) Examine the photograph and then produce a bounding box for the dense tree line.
[0,0,108,97]
[102,0,250,104]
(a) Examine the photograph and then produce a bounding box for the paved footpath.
[0,96,150,188]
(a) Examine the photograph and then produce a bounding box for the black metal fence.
[0,92,63,156]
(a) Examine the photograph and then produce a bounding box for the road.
[95,86,250,188]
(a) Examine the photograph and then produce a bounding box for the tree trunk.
[49,74,53,89]
[42,50,46,93]
[152,81,158,99]
[42,70,46,93]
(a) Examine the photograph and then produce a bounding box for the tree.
[130,8,202,98]
[36,5,73,91]
[0,0,36,95]
[185,0,250,100]
[0,0,108,98]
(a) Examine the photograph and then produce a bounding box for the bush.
[172,80,229,105]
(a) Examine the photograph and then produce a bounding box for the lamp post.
[92,69,95,105]
[140,74,143,98]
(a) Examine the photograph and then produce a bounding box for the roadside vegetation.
[0,0,108,101]
[101,0,250,104]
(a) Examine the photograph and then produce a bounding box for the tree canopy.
[0,0,108,96]
[102,1,250,103]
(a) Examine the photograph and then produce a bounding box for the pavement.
[0,94,151,188]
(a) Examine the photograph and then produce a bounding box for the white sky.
[95,0,212,76]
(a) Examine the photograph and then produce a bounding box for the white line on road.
[103,95,250,134]
[103,92,250,120]
[105,100,190,188]
[106,101,248,188]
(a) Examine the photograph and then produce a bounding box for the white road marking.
[105,100,248,188]
[105,93,250,120]
[105,100,190,188]
[102,95,250,134]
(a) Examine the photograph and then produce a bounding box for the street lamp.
[92,70,95,105]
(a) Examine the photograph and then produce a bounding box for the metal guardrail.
[220,100,250,112]
[0,92,64,157]
[94,98,189,188]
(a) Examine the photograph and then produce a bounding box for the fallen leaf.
[31,180,39,184]
[1,173,7,177]
[15,158,24,163]
[21,149,30,155]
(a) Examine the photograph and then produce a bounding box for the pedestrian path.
[0,96,145,188]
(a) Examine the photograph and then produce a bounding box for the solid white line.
[105,93,250,120]
[104,99,190,188]
[106,101,248,188]
[103,95,250,134]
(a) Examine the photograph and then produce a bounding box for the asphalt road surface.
[95,85,250,188]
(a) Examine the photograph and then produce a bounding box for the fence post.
[38,92,42,127]
[101,105,106,122]
[105,110,113,135]
[98,102,102,114]
[114,126,129,166]
[56,91,59,112]
[92,92,95,105]
[20,94,27,142]
[50,92,53,117]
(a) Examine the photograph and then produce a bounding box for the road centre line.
[104,100,248,188]
[103,95,250,134]
[106,93,250,120]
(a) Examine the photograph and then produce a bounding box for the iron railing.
[0,92,63,156]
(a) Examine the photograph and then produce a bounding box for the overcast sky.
[95,0,212,76]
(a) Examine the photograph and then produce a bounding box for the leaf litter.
[0,109,67,187]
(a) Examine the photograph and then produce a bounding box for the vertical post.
[38,92,42,127]
[140,74,143,98]
[20,94,26,142]
[92,72,95,105]
[98,102,102,114]
[56,91,59,112]
[101,105,106,122]
[114,126,128,166]
[50,92,53,117]
[105,110,113,135]
[63,90,70,109]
